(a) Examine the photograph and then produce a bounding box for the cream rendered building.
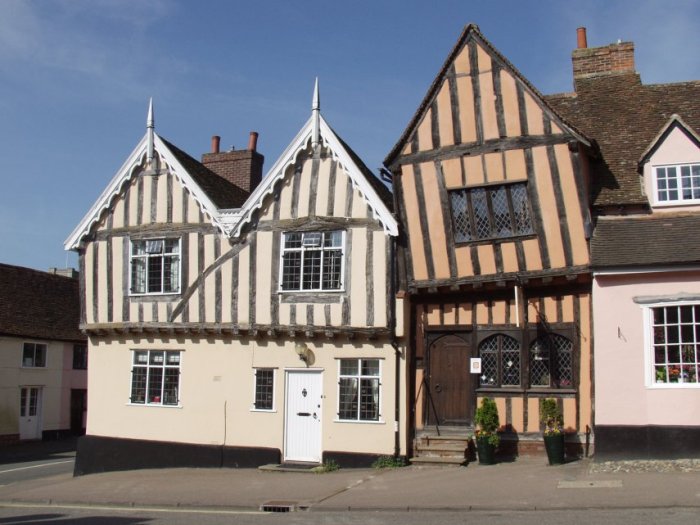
[66,87,407,474]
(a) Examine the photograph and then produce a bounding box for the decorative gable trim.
[384,24,590,167]
[231,114,398,238]
[64,133,229,250]
[638,114,700,168]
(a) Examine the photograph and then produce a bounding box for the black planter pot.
[544,433,565,465]
[476,435,497,465]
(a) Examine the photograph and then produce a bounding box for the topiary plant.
[474,397,500,446]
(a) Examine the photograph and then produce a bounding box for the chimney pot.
[577,27,588,49]
[211,135,220,154]
[248,131,259,152]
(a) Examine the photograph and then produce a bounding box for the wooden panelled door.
[427,335,473,426]
[284,370,323,463]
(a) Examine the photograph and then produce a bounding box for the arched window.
[530,334,574,388]
[479,334,521,387]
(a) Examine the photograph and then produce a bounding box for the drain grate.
[260,500,297,512]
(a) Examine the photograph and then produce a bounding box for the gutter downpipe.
[390,230,401,459]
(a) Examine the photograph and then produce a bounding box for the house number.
[302,388,307,397]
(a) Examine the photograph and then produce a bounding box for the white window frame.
[643,301,700,389]
[251,368,276,412]
[22,342,47,368]
[653,163,700,206]
[129,237,181,296]
[335,358,383,423]
[278,230,345,292]
[129,350,183,406]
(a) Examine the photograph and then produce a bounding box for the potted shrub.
[474,397,500,465]
[540,398,565,465]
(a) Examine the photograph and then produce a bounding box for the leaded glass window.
[130,238,181,295]
[338,358,380,421]
[479,334,521,387]
[449,182,534,242]
[530,334,573,388]
[280,231,344,291]
[130,350,181,405]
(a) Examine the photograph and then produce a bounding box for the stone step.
[409,456,466,466]
[416,435,472,448]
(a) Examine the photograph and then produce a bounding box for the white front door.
[19,387,42,440]
[284,370,322,463]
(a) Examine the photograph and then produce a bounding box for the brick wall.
[572,42,635,81]
[201,150,264,194]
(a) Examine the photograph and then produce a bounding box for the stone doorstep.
[409,456,466,466]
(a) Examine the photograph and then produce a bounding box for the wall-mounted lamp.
[295,342,312,365]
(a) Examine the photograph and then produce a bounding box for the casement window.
[530,334,574,388]
[72,344,88,370]
[479,334,521,387]
[648,303,700,386]
[449,182,534,242]
[130,350,181,406]
[280,231,344,291]
[22,343,47,368]
[253,368,275,411]
[130,238,181,295]
[338,358,380,421]
[654,164,700,204]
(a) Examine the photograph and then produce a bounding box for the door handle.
[435,384,442,393]
[297,412,311,417]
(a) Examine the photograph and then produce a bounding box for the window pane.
[163,256,179,293]
[501,336,521,386]
[131,367,147,403]
[150,351,165,365]
[131,258,146,293]
[479,336,498,386]
[359,378,379,421]
[254,369,274,410]
[530,338,551,387]
[338,377,358,419]
[450,190,472,242]
[147,256,163,293]
[302,250,322,290]
[322,249,343,290]
[510,184,533,234]
[324,231,343,247]
[148,368,163,403]
[22,343,34,366]
[471,188,491,239]
[163,368,179,405]
[284,233,302,249]
[281,252,302,290]
[361,359,380,376]
[34,345,46,367]
[490,186,513,238]
[340,359,358,376]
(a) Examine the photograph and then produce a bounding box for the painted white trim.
[65,133,229,251]
[232,114,397,238]
[336,357,382,423]
[651,162,700,207]
[277,230,346,293]
[127,236,182,296]
[641,300,700,389]
[251,367,276,412]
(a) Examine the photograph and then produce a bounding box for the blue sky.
[1,0,699,272]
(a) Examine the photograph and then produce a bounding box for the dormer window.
[130,238,181,295]
[654,163,700,204]
[280,231,344,292]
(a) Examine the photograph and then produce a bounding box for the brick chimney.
[201,132,264,194]
[572,27,635,87]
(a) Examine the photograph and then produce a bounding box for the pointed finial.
[311,78,320,149]
[146,98,155,166]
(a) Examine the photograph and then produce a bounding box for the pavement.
[1,441,700,513]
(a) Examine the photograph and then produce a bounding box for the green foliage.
[474,397,500,446]
[540,398,563,436]
[371,455,407,469]
[312,459,340,473]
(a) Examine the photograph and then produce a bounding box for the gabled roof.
[591,214,700,269]
[232,85,398,238]
[0,264,84,342]
[638,114,700,167]
[65,132,236,250]
[547,76,700,208]
[384,23,590,167]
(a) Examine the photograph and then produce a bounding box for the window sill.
[128,293,181,303]
[250,408,277,413]
[648,382,700,389]
[334,418,385,425]
[20,366,47,370]
[127,403,182,408]
[279,292,344,304]
[454,233,536,247]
